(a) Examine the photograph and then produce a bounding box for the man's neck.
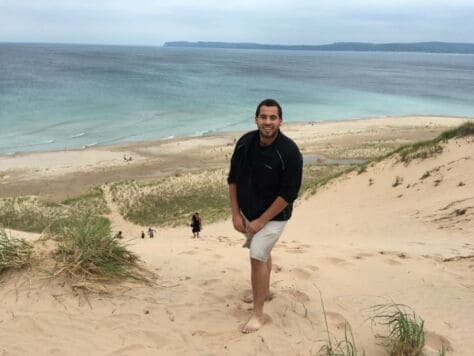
[258,131,279,146]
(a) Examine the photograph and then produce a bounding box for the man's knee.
[250,257,267,268]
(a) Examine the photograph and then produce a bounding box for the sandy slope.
[1,126,473,355]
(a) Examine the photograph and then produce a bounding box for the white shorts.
[242,214,287,262]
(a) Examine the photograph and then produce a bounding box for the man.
[228,98,303,333]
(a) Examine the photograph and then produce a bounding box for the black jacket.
[228,130,303,221]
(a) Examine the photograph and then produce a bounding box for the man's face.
[255,105,282,142]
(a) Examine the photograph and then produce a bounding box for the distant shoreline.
[163,41,474,54]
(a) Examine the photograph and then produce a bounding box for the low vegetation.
[0,187,109,234]
[316,287,361,356]
[109,169,229,227]
[0,229,33,273]
[50,212,140,280]
[387,121,474,163]
[302,165,353,197]
[371,304,425,356]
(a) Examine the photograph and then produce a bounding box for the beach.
[1,115,473,355]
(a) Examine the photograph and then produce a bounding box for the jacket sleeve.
[227,141,241,184]
[278,144,303,203]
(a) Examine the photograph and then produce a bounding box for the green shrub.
[52,212,139,280]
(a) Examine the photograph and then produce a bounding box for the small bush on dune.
[371,304,425,356]
[0,229,33,273]
[51,212,140,280]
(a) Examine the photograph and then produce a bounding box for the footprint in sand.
[166,309,175,322]
[353,252,374,260]
[305,265,319,272]
[200,278,220,286]
[272,264,283,273]
[287,289,311,303]
[326,257,351,266]
[385,258,402,265]
[291,267,313,280]
[424,331,453,353]
[179,250,198,255]
[325,311,348,330]
[285,246,306,254]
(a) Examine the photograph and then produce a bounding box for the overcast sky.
[1,0,473,46]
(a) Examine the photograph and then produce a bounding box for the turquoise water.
[1,43,473,155]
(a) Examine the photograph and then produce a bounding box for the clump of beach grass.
[370,303,425,356]
[50,212,141,281]
[315,286,361,356]
[0,229,33,274]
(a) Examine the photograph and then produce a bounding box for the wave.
[82,142,98,148]
[70,132,85,138]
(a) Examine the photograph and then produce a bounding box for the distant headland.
[163,41,474,54]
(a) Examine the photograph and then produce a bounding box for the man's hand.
[232,214,246,233]
[246,218,266,235]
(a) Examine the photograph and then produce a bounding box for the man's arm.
[229,183,246,233]
[246,196,288,234]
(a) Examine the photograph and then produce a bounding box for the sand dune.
[0,119,473,355]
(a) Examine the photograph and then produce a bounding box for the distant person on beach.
[228,98,303,333]
[148,227,155,238]
[191,212,202,238]
[141,231,145,239]
[114,231,123,239]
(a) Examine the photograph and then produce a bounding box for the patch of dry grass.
[0,229,33,273]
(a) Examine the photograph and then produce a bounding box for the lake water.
[1,43,473,155]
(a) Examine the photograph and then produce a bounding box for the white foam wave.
[70,132,85,138]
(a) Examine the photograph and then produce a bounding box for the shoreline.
[1,114,473,158]
[0,115,471,200]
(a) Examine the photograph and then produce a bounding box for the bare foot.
[241,314,265,333]
[241,290,274,303]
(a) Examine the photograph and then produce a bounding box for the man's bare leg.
[242,257,270,333]
[242,254,274,303]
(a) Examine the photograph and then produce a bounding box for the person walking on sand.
[191,212,202,238]
[228,98,303,333]
[147,227,156,238]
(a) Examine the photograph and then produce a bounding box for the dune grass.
[0,187,109,234]
[371,304,425,356]
[50,212,140,280]
[316,287,361,356]
[0,229,33,274]
[385,121,474,164]
[302,165,353,197]
[109,169,229,227]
